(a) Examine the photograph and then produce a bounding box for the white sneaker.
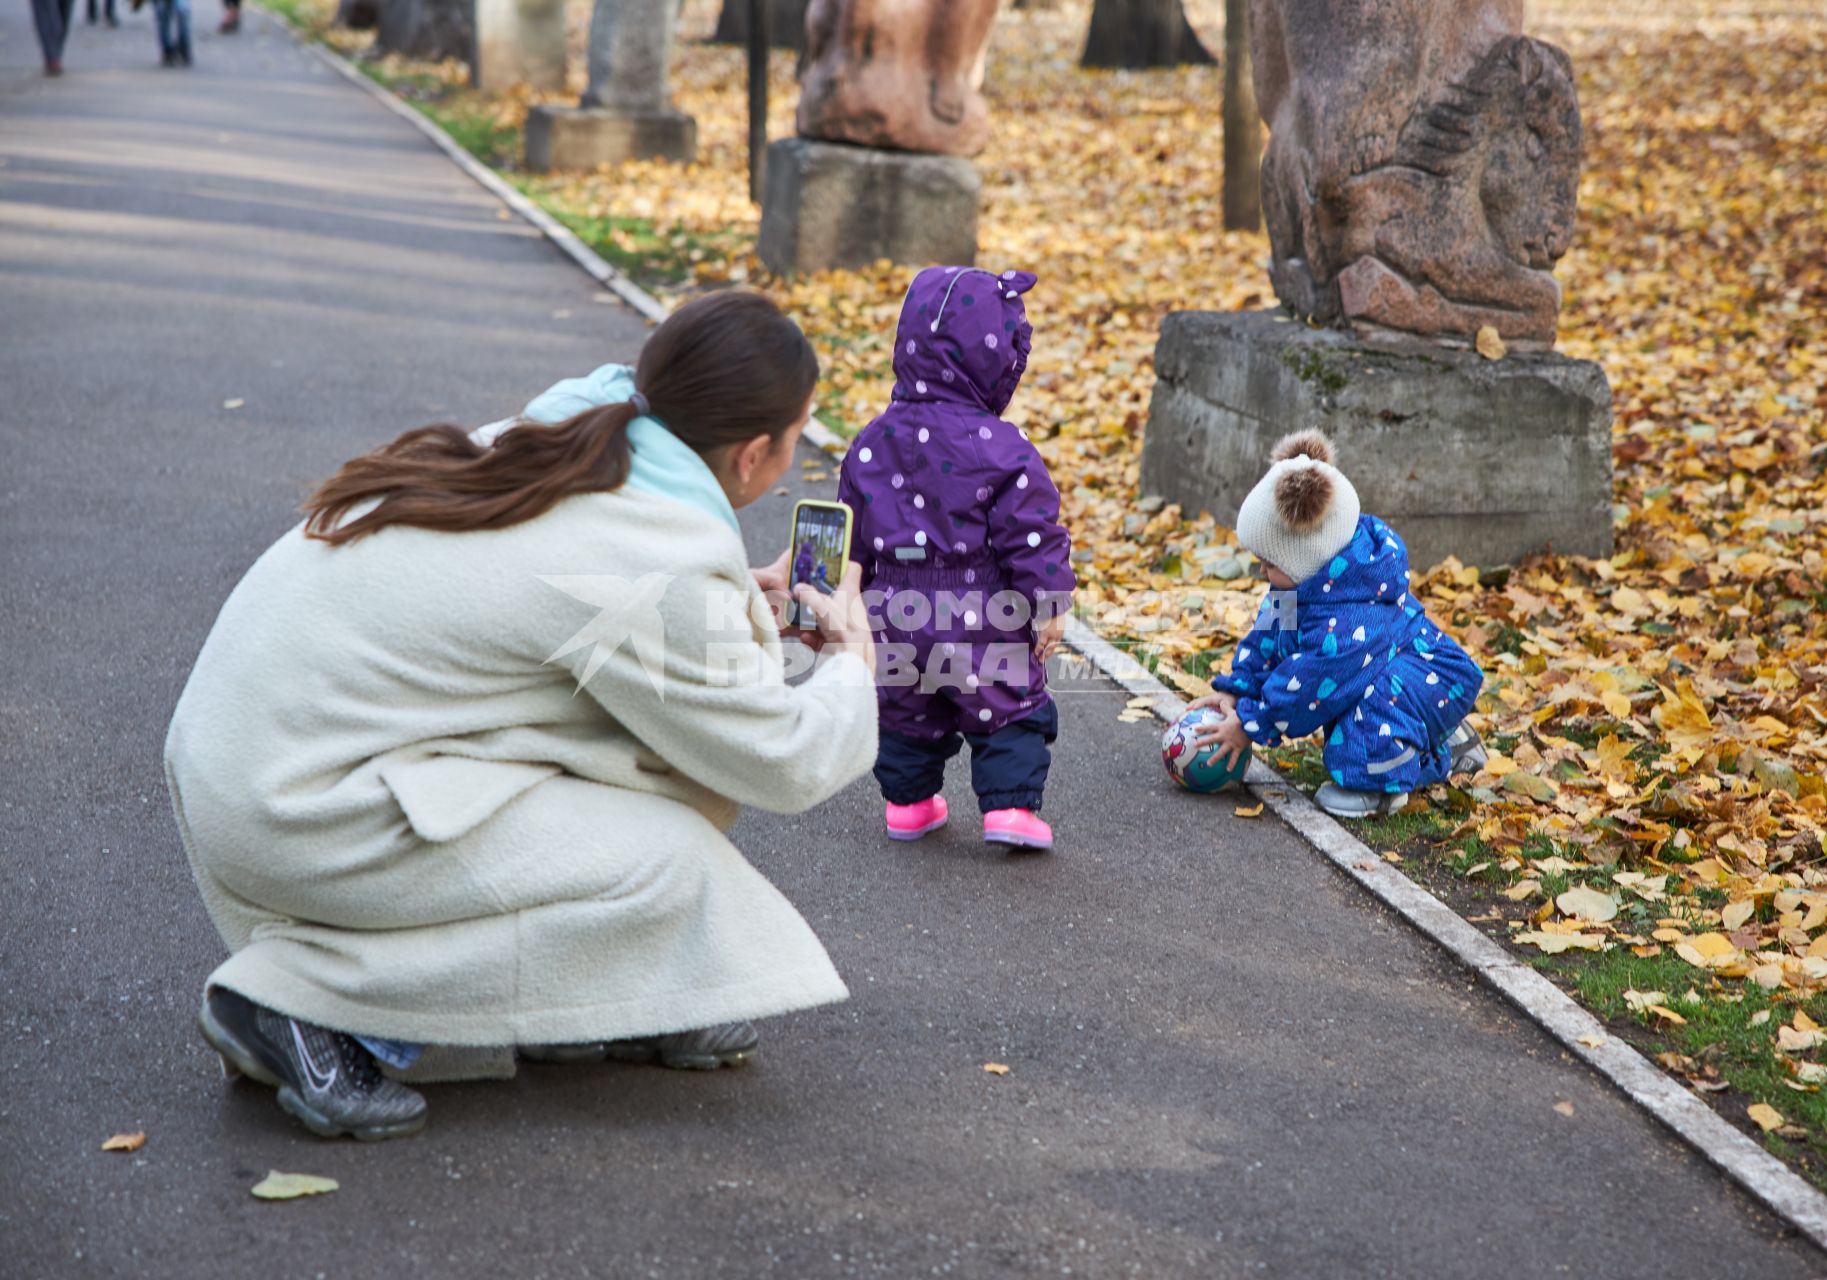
[1446,722,1488,775]
[1315,783,1408,819]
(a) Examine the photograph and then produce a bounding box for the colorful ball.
[1161,708,1253,793]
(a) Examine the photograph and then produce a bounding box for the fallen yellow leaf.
[1748,1103,1785,1133]
[1673,932,1742,970]
[100,1132,145,1153]
[1475,326,1507,361]
[1517,930,1604,954]
[250,1171,339,1200]
[1556,886,1619,923]
[1234,802,1264,818]
[982,1062,1011,1076]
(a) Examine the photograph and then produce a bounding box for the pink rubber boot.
[885,795,949,841]
[983,808,1052,851]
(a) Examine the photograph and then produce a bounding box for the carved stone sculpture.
[796,0,1002,157]
[1250,0,1582,349]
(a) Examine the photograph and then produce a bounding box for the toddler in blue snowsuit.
[1190,430,1487,818]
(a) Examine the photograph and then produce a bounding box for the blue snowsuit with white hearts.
[1210,514,1483,794]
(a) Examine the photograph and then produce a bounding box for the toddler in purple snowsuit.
[838,266,1075,851]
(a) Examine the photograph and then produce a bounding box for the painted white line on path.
[269,10,1827,1251]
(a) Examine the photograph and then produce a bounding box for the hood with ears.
[890,266,1037,416]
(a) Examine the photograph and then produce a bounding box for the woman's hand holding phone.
[793,560,874,667]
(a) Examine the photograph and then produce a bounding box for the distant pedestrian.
[153,0,190,63]
[86,0,118,27]
[30,0,75,73]
[130,0,190,64]
[838,265,1075,852]
[217,0,236,31]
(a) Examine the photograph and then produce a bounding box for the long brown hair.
[303,291,818,545]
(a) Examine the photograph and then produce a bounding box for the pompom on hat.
[1232,430,1360,585]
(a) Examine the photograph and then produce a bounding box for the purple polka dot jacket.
[837,266,1076,738]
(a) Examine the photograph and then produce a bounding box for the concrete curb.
[274,8,1827,1252]
[1064,615,1827,1254]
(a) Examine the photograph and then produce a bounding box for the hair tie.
[628,392,651,417]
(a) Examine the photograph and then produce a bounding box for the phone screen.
[788,503,850,628]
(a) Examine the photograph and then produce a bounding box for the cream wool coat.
[165,486,876,1067]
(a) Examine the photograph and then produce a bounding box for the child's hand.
[1186,691,1237,719]
[1034,614,1068,664]
[1187,692,1249,766]
[1192,713,1252,769]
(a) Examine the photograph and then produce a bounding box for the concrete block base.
[758,137,979,276]
[524,105,698,173]
[1139,310,1615,569]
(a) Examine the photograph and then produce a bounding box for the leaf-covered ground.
[268,0,1827,1175]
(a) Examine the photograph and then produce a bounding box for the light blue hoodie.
[521,362,740,536]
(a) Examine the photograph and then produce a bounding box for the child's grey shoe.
[1315,783,1408,819]
[1446,722,1488,775]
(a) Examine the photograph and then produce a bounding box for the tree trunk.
[335,0,379,29]
[1221,0,1260,230]
[376,0,470,60]
[709,0,807,52]
[1080,0,1213,69]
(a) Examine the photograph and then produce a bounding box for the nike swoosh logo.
[290,1020,338,1093]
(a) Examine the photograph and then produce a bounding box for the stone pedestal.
[524,105,697,172]
[1140,310,1614,569]
[757,137,979,276]
[470,0,566,92]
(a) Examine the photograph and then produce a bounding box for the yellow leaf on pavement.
[1234,802,1264,818]
[101,1132,146,1153]
[983,1062,1011,1076]
[1475,326,1507,360]
[250,1171,340,1200]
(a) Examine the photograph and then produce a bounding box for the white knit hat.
[1232,430,1360,585]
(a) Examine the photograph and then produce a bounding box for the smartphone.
[786,499,854,629]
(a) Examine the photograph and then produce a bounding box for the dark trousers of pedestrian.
[152,0,191,62]
[32,0,76,66]
[875,701,1058,814]
[86,0,117,24]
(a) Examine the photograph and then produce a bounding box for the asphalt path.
[2,8,1823,1278]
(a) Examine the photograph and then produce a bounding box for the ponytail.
[301,291,817,545]
[303,403,636,546]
